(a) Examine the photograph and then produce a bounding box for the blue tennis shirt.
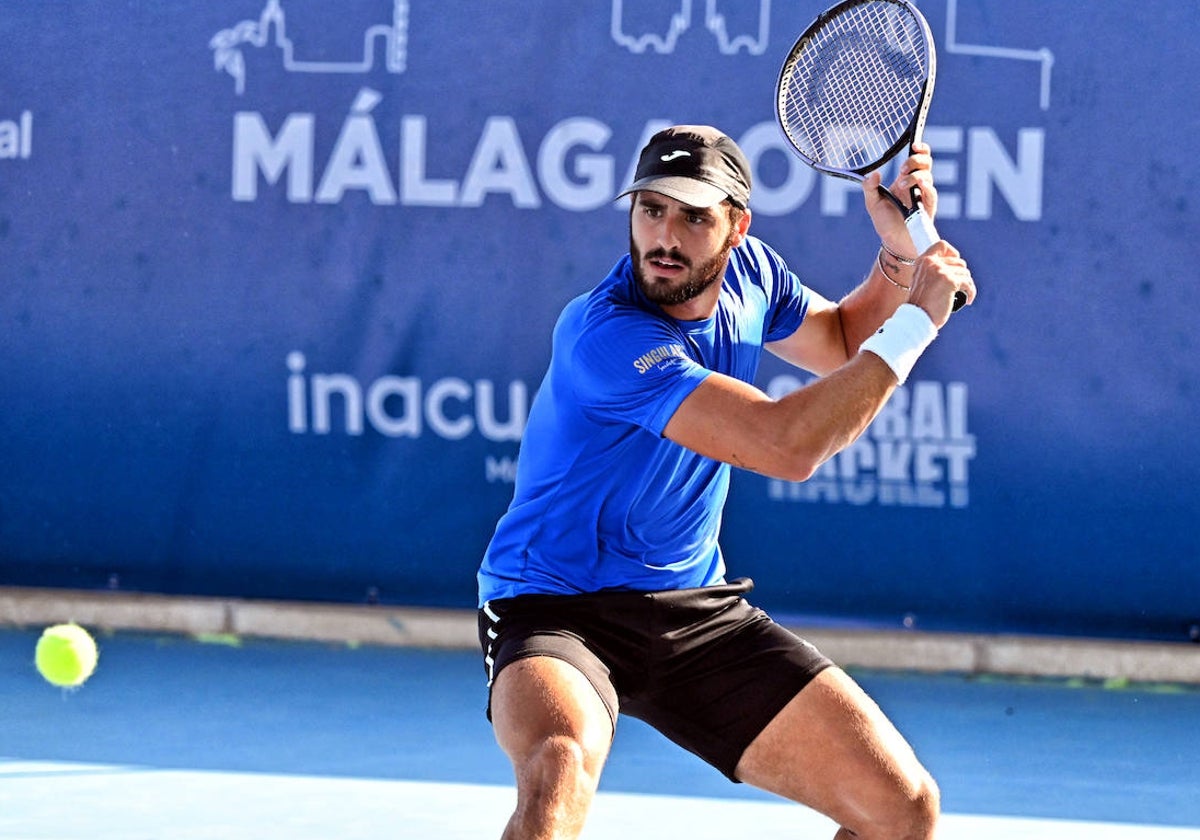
[477,235,811,605]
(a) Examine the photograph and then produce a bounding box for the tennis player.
[477,125,974,840]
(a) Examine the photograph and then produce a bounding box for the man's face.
[629,192,741,308]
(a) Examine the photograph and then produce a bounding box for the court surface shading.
[3,629,1198,839]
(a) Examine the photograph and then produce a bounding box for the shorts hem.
[722,659,834,783]
[487,649,619,733]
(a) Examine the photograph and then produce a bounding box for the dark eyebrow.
[637,194,716,219]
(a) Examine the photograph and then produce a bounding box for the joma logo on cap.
[660,150,691,162]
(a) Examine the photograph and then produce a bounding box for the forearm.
[836,246,917,355]
[767,242,918,376]
[766,351,899,480]
[749,299,936,480]
[669,294,942,483]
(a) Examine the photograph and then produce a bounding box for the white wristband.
[860,304,937,385]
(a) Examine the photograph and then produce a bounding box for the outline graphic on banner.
[610,0,771,56]
[207,1,1056,112]
[944,0,1053,110]
[763,377,975,510]
[0,110,33,160]
[609,0,1053,110]
[211,0,409,95]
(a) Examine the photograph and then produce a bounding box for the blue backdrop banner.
[1,1,1197,640]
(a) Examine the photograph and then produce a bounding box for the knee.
[533,733,604,778]
[892,772,940,840]
[504,734,607,838]
[852,770,940,840]
[518,734,606,806]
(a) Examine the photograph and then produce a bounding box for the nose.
[655,212,684,251]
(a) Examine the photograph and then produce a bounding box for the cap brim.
[616,176,730,209]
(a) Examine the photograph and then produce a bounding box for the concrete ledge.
[799,627,1200,685]
[3,587,1198,685]
[231,599,478,649]
[0,587,475,650]
[0,587,230,638]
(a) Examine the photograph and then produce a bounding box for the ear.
[730,207,752,246]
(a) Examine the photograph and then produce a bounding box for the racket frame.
[774,0,941,252]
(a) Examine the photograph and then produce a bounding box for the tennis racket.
[775,0,966,310]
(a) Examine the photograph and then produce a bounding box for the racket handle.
[905,206,939,254]
[903,198,968,313]
[874,185,967,312]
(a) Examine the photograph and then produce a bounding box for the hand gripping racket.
[775,0,966,310]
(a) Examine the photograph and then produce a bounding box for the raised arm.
[767,144,974,376]
[665,238,973,482]
[662,351,898,481]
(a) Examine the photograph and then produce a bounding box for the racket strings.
[779,1,928,171]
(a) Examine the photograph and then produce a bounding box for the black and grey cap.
[617,125,752,209]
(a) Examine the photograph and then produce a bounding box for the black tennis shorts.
[477,577,833,781]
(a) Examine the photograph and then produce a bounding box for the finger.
[909,168,934,189]
[910,173,935,205]
[945,265,976,306]
[958,279,977,307]
[901,149,932,174]
[862,171,890,207]
[925,240,959,259]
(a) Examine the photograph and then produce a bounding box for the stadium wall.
[1,1,1196,641]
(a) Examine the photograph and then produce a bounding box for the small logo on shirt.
[633,343,688,374]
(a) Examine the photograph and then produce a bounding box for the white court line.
[588,788,1200,840]
[1,762,1198,839]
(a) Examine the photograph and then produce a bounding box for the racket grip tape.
[874,185,968,312]
[905,208,938,254]
[904,208,967,313]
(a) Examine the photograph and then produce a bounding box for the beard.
[631,236,735,307]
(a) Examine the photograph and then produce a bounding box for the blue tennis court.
[3,628,1198,839]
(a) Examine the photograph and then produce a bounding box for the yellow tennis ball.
[35,623,99,688]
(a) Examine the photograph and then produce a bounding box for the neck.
[659,284,721,321]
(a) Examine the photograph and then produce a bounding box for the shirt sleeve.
[743,237,811,343]
[569,310,710,436]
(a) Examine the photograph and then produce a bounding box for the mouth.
[646,250,689,275]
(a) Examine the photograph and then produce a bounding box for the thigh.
[622,590,832,780]
[490,655,615,774]
[478,597,624,728]
[479,599,622,769]
[735,667,934,828]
